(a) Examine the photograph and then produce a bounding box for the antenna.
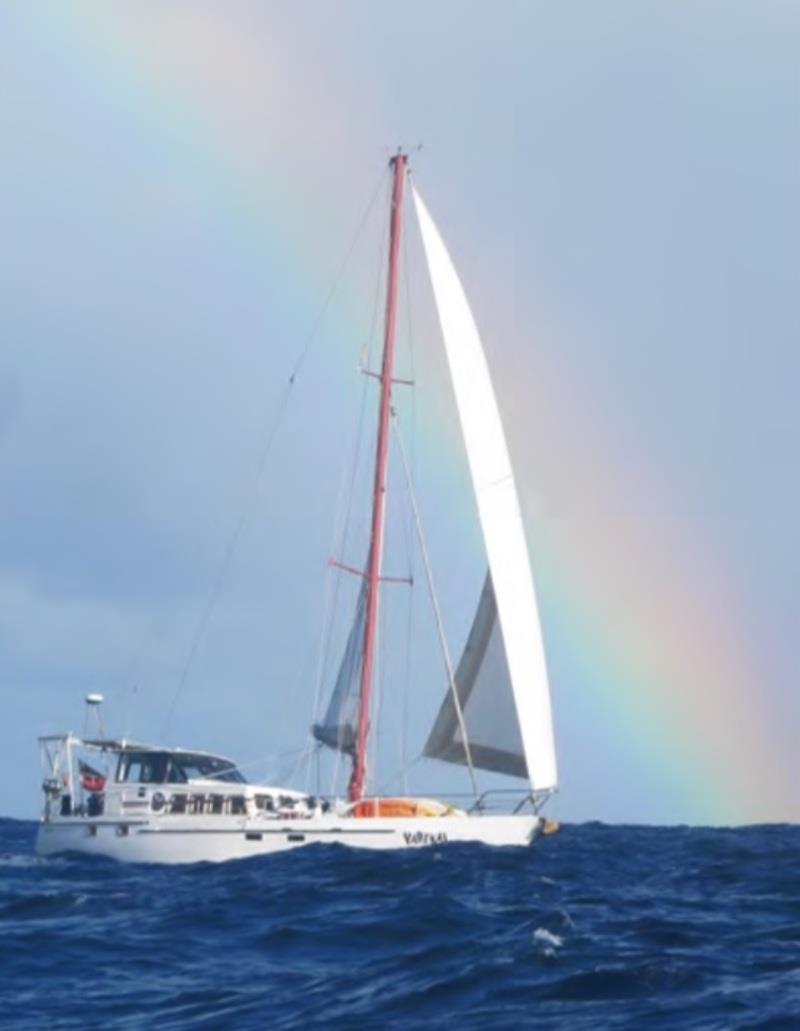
[84,693,105,739]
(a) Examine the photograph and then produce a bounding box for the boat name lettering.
[402,831,448,846]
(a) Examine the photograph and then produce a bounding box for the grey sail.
[312,580,367,755]
[424,572,527,778]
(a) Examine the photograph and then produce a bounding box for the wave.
[1,822,799,1029]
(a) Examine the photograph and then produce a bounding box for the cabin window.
[116,753,169,784]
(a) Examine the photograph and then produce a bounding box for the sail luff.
[412,188,558,792]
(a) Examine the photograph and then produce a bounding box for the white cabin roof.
[37,734,237,767]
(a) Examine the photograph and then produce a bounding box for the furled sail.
[413,188,558,791]
[312,580,367,755]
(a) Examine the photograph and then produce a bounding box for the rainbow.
[20,4,791,824]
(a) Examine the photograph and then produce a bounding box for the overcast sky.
[1,2,798,823]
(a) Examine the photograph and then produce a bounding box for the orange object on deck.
[352,797,452,819]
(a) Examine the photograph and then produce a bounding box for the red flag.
[79,761,106,793]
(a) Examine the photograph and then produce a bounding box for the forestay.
[413,188,558,792]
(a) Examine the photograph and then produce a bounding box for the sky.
[1,1,798,824]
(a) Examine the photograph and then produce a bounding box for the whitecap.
[0,853,56,868]
[533,927,563,949]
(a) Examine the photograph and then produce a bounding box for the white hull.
[36,812,541,864]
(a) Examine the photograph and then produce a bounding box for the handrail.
[312,788,546,816]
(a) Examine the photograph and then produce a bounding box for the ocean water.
[1,819,798,1030]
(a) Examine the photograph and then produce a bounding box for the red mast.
[348,151,407,802]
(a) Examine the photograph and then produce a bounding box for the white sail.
[413,188,558,792]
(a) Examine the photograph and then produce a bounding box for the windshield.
[167,754,246,784]
[116,752,246,784]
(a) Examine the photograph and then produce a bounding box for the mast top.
[389,144,422,166]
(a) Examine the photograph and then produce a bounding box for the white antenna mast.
[84,693,105,738]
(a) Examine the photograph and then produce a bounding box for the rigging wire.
[394,450,416,797]
[311,248,386,725]
[161,167,390,741]
[118,588,171,739]
[357,164,418,797]
[376,754,423,797]
[391,411,480,799]
[368,601,381,797]
[312,178,395,800]
[313,176,391,708]
[155,744,321,799]
[400,576,414,796]
[286,740,317,787]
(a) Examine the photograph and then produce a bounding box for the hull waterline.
[36,813,541,864]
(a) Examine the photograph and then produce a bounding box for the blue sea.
[1,819,798,1029]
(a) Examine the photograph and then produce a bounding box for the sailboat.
[35,152,558,863]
